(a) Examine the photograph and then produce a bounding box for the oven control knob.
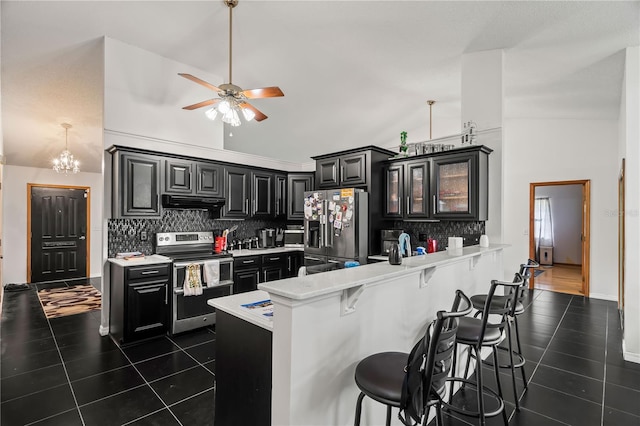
[159,237,164,241]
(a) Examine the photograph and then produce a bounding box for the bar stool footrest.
[442,377,505,419]
[481,346,526,369]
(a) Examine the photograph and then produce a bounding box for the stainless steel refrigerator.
[303,188,368,274]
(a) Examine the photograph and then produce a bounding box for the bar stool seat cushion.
[456,317,503,346]
[354,352,406,406]
[470,294,524,315]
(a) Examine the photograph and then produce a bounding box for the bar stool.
[353,290,472,426]
[470,259,539,410]
[444,275,524,426]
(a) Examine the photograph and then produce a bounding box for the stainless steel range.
[155,231,233,335]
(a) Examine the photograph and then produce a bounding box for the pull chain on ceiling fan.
[179,0,284,126]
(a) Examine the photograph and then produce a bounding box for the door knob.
[79,236,86,240]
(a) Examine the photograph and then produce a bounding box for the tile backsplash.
[108,209,288,257]
[391,220,485,252]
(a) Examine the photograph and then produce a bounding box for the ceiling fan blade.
[240,86,284,99]
[240,102,268,122]
[182,99,219,110]
[178,73,221,92]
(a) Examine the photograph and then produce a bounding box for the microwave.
[284,229,304,246]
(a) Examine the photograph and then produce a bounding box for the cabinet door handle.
[269,257,280,261]
[245,199,249,214]
[406,196,410,215]
[165,285,168,304]
[341,166,344,181]
[288,257,292,272]
[263,270,267,282]
[253,199,256,214]
[433,195,436,215]
[242,260,255,264]
[256,271,261,283]
[141,270,159,275]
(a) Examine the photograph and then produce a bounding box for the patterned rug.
[37,285,101,319]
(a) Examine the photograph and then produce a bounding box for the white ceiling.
[2,1,639,173]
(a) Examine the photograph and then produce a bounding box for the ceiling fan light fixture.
[218,98,232,114]
[242,107,255,121]
[222,108,241,127]
[205,107,218,121]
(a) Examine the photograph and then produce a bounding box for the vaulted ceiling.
[2,1,638,173]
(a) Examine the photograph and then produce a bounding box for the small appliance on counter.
[257,228,276,248]
[380,229,404,255]
[275,228,285,247]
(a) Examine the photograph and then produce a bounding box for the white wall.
[2,165,103,284]
[503,118,619,301]
[536,184,582,265]
[621,46,640,363]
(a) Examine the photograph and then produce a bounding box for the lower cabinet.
[109,262,170,345]
[233,256,262,294]
[285,252,304,277]
[262,254,286,282]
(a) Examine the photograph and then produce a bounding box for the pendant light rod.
[61,122,72,150]
[225,0,238,84]
[427,100,435,140]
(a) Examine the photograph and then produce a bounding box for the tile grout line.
[167,334,217,376]
[511,292,573,418]
[43,309,87,426]
[116,343,185,426]
[600,305,609,426]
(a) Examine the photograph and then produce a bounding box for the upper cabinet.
[274,174,287,219]
[223,166,251,219]
[251,171,274,218]
[383,145,491,221]
[111,149,162,218]
[287,173,314,220]
[312,146,393,190]
[164,159,222,197]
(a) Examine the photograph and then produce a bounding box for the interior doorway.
[28,184,90,283]
[529,180,590,296]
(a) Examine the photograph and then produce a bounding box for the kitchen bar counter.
[259,244,508,301]
[211,243,508,425]
[208,290,273,331]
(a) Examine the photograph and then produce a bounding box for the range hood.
[161,194,225,211]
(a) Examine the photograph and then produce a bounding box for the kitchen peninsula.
[209,244,508,426]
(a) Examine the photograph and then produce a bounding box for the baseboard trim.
[588,292,617,302]
[622,341,640,364]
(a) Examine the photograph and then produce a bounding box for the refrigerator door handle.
[324,200,333,248]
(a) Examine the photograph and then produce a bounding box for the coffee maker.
[257,228,276,248]
[380,229,404,255]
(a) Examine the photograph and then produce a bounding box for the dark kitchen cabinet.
[196,162,223,197]
[315,152,366,188]
[274,174,287,219]
[287,173,314,220]
[109,262,170,345]
[164,159,222,197]
[233,256,262,294]
[285,251,304,277]
[223,166,251,218]
[383,145,491,221]
[261,254,286,282]
[111,150,162,218]
[432,148,489,220]
[316,157,339,188]
[251,171,274,218]
[383,159,431,219]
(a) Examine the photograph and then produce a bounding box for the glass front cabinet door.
[432,149,489,220]
[383,164,404,218]
[405,160,430,218]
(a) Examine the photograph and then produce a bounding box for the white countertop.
[259,244,508,301]
[229,247,304,257]
[107,254,172,267]
[208,290,273,331]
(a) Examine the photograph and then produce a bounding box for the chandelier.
[52,123,80,174]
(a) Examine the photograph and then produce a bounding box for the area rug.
[37,285,101,319]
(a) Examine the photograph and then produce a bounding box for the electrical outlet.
[140,231,148,241]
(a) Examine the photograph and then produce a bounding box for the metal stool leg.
[514,315,528,388]
[385,405,392,426]
[474,346,486,426]
[354,392,365,426]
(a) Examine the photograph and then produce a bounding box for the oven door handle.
[174,282,232,295]
[173,258,232,268]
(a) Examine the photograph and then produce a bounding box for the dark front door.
[30,186,88,283]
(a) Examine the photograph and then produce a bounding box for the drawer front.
[262,254,285,266]
[127,264,170,281]
[234,256,262,269]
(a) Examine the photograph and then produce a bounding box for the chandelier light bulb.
[218,99,231,114]
[205,107,218,121]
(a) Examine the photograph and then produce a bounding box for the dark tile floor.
[1,280,215,426]
[2,281,640,425]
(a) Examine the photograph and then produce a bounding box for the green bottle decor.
[399,131,408,156]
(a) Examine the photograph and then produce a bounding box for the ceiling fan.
[179,0,284,126]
